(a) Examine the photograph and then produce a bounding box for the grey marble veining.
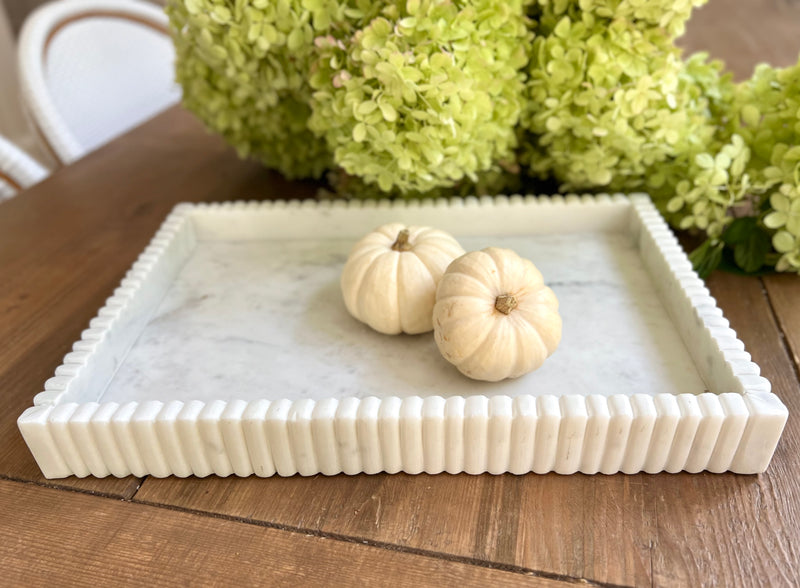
[100,232,708,403]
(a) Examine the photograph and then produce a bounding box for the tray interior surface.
[99,229,707,404]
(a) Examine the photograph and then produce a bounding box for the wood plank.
[763,275,800,371]
[135,460,655,585]
[680,0,800,80]
[647,272,800,586]
[0,107,314,491]
[0,479,564,588]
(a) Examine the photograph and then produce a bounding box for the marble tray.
[18,194,788,478]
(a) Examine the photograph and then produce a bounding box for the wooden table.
[2,2,799,586]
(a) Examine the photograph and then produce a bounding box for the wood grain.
[135,471,654,586]
[680,0,800,80]
[647,272,800,587]
[763,275,800,370]
[0,479,563,588]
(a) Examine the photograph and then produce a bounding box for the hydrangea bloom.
[730,61,800,271]
[521,10,724,196]
[167,0,800,273]
[166,0,345,178]
[308,0,531,192]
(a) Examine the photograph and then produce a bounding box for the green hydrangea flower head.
[308,0,532,193]
[165,0,800,273]
[520,9,725,200]
[730,57,800,272]
[166,0,349,178]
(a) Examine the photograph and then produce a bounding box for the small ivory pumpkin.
[341,223,465,335]
[433,247,561,381]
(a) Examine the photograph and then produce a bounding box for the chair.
[0,135,49,201]
[17,0,181,166]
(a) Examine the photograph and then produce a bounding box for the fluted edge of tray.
[18,194,789,478]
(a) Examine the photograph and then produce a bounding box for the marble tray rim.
[17,193,789,478]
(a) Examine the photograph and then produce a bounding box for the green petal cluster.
[322,162,523,200]
[662,135,751,238]
[166,0,345,178]
[308,0,532,193]
[521,9,725,198]
[532,0,708,37]
[167,0,800,273]
[731,60,800,271]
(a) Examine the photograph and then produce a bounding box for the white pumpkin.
[341,223,465,334]
[433,247,561,381]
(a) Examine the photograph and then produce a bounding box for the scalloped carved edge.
[17,194,788,478]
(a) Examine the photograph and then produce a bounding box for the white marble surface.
[100,231,708,403]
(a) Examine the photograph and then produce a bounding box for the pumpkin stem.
[391,229,413,251]
[495,294,518,315]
